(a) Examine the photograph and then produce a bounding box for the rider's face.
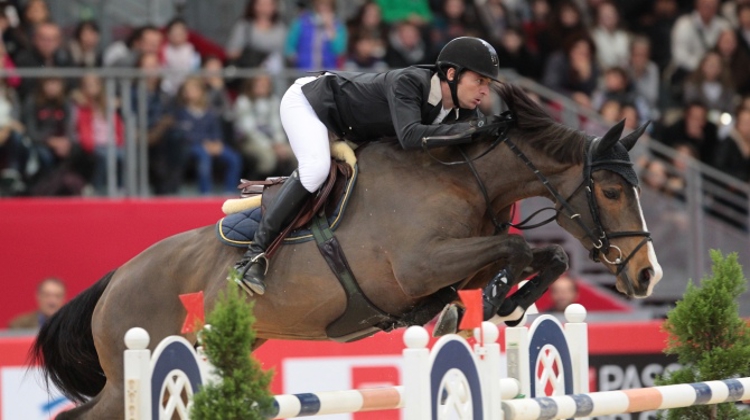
[452,70,491,109]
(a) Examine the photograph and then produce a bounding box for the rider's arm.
[387,73,472,150]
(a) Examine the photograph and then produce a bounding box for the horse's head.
[554,120,662,298]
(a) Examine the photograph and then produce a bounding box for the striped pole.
[270,387,405,418]
[269,377,523,418]
[502,377,750,420]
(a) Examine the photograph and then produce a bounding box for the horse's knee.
[549,245,569,272]
[501,235,533,264]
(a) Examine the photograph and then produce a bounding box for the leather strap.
[310,212,397,342]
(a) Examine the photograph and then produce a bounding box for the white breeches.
[279,76,331,193]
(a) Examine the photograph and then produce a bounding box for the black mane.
[494,83,586,165]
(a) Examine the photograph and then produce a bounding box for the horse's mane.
[494,83,585,165]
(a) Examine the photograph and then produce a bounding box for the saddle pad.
[216,164,358,248]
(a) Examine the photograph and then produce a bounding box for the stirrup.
[248,252,269,275]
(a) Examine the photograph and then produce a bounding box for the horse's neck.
[470,137,580,207]
[359,139,579,209]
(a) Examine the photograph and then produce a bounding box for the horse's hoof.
[496,303,526,327]
[433,304,459,337]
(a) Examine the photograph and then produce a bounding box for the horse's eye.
[603,189,619,200]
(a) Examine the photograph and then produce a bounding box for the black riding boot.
[234,171,310,295]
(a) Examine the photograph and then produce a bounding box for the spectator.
[375,0,433,25]
[659,101,719,164]
[592,67,651,122]
[173,76,242,195]
[344,31,388,71]
[384,20,428,68]
[346,1,387,60]
[742,95,750,111]
[544,273,579,313]
[132,52,181,195]
[738,3,750,56]
[712,106,750,181]
[682,51,736,115]
[429,0,479,61]
[521,0,551,55]
[16,0,49,51]
[0,1,27,60]
[226,0,286,73]
[476,0,512,47]
[495,26,541,80]
[626,36,660,119]
[542,35,600,101]
[67,20,102,68]
[0,77,25,196]
[670,0,730,80]
[0,38,19,89]
[103,25,163,68]
[285,0,347,70]
[8,277,66,330]
[22,77,86,195]
[202,56,234,147]
[14,21,71,97]
[234,74,293,179]
[635,0,679,71]
[591,1,630,69]
[715,28,750,96]
[70,73,124,194]
[585,98,621,136]
[161,18,200,97]
[536,0,589,65]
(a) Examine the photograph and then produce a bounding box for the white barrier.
[123,305,589,419]
[123,304,750,419]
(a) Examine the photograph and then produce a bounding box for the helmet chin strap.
[438,65,462,110]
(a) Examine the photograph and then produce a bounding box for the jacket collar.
[428,74,442,106]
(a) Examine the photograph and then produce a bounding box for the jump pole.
[501,377,750,420]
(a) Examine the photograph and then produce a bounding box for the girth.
[309,211,400,342]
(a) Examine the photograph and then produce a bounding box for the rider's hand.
[470,114,508,140]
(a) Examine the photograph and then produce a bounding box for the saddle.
[236,159,353,259]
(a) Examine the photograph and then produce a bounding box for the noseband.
[423,114,652,286]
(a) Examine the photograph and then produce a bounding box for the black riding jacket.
[301,66,478,149]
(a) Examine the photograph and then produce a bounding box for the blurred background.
[2,0,750,417]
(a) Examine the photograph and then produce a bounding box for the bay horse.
[34,84,662,419]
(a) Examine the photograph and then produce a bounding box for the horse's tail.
[31,270,115,403]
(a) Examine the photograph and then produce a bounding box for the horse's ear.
[620,121,651,151]
[595,119,626,156]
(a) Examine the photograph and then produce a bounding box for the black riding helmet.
[436,37,500,109]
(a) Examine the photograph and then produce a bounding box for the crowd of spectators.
[0,0,749,199]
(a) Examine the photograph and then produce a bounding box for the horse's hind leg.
[53,394,101,420]
[495,244,569,325]
[55,383,123,420]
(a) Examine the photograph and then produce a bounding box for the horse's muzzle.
[618,267,655,298]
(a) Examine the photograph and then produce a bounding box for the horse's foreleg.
[395,234,533,298]
[494,244,569,325]
[395,235,533,332]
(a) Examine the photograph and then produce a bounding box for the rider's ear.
[446,68,455,82]
[596,119,626,156]
[620,121,651,151]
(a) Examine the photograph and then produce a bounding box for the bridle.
[423,113,652,287]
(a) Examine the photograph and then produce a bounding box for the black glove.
[421,112,514,149]
[470,113,512,140]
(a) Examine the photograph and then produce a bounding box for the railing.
[1,67,309,198]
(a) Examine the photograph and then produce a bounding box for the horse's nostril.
[639,268,653,285]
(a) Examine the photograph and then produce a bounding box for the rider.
[234,36,504,296]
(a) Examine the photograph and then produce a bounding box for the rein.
[422,114,652,279]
